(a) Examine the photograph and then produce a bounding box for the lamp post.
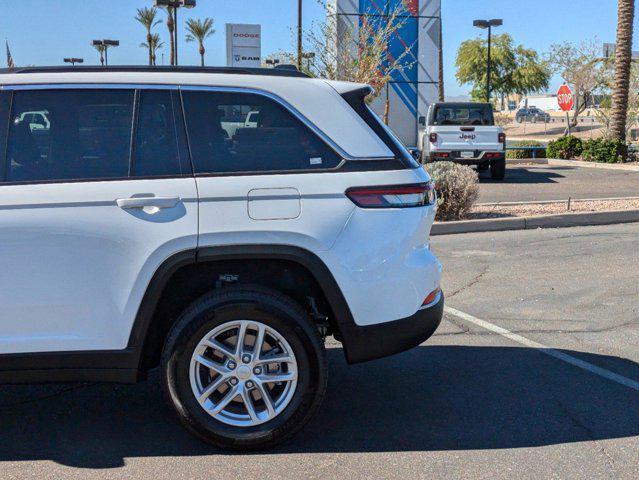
[472,19,502,103]
[297,0,303,70]
[92,39,119,66]
[154,0,196,66]
[64,57,84,66]
[265,58,280,68]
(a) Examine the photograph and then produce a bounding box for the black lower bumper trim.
[339,294,444,364]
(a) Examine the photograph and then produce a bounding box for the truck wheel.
[161,286,327,450]
[477,162,489,171]
[490,159,506,180]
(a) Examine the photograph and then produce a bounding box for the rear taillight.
[346,183,436,209]
[429,132,438,143]
[498,132,506,144]
[422,287,441,307]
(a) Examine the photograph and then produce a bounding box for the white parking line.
[444,306,639,392]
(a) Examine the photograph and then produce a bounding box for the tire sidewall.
[162,289,326,448]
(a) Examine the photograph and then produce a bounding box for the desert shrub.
[506,140,547,159]
[546,135,583,159]
[425,161,479,221]
[581,138,628,163]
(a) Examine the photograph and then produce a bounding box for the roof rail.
[0,65,310,78]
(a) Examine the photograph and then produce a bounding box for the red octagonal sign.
[557,84,574,112]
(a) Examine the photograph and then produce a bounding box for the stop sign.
[557,84,574,112]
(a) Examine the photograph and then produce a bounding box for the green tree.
[140,33,164,66]
[610,0,635,141]
[160,6,175,66]
[135,7,162,66]
[548,40,607,129]
[455,33,550,106]
[92,43,106,67]
[186,18,215,67]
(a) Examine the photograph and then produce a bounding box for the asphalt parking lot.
[478,165,639,203]
[1,223,638,479]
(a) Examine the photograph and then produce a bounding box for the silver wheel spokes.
[189,320,298,427]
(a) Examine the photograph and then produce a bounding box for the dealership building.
[329,0,441,146]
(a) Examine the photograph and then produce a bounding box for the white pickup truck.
[418,102,506,180]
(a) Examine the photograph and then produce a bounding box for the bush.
[581,138,628,163]
[506,140,547,159]
[546,135,583,159]
[425,162,479,221]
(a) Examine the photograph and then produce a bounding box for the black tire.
[161,286,327,450]
[516,116,523,124]
[477,162,489,171]
[490,159,506,180]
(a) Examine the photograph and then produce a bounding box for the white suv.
[0,66,443,450]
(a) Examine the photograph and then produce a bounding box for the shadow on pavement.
[479,166,570,184]
[0,345,637,468]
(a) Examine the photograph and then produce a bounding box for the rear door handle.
[116,196,181,210]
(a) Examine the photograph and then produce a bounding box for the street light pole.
[473,19,502,103]
[297,0,303,69]
[155,0,196,66]
[64,58,84,66]
[92,39,119,66]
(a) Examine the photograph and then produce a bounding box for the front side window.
[182,90,341,174]
[6,89,134,182]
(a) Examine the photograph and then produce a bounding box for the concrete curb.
[547,159,639,171]
[431,209,639,236]
[506,158,548,165]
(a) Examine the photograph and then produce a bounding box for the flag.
[6,41,14,69]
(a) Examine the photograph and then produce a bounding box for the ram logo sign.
[226,23,262,68]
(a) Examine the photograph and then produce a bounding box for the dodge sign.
[226,24,261,68]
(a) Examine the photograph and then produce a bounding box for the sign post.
[557,84,574,136]
[225,24,262,68]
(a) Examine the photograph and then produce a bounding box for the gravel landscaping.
[470,198,639,219]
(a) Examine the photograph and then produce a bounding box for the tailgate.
[435,126,502,151]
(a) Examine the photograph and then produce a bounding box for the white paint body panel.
[197,167,441,326]
[0,179,198,354]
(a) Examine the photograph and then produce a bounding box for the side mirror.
[418,116,426,127]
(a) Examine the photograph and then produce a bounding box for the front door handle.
[116,196,181,210]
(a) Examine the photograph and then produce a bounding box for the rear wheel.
[161,286,327,450]
[490,159,506,180]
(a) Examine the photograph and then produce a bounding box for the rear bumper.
[428,152,504,164]
[339,293,444,364]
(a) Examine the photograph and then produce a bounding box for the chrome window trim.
[1,83,393,162]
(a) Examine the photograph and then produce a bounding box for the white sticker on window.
[310,157,323,165]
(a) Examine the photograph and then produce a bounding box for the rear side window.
[432,104,494,126]
[6,89,134,182]
[132,90,184,177]
[181,90,341,174]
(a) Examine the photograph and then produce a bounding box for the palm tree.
[93,43,106,67]
[186,18,215,67]
[141,33,164,66]
[135,7,162,66]
[610,0,635,141]
[160,6,175,65]
[438,17,445,102]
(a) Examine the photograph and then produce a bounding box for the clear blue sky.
[0,0,636,96]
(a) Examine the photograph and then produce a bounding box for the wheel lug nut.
[229,377,238,386]
[246,381,254,389]
[242,355,251,363]
[253,367,262,375]
[228,361,236,370]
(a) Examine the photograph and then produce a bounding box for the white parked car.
[0,66,443,450]
[418,102,506,180]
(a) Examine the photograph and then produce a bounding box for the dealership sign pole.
[557,84,574,136]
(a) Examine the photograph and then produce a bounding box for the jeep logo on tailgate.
[460,133,476,140]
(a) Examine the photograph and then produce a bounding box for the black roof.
[0,65,310,78]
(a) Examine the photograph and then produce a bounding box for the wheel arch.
[128,245,356,371]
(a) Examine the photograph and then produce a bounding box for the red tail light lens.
[498,132,506,144]
[422,287,441,307]
[346,183,436,208]
[429,132,438,143]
